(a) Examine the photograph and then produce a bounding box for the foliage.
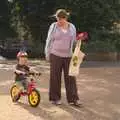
[0,0,16,41]
[9,0,56,44]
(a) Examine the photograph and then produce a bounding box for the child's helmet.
[17,51,28,59]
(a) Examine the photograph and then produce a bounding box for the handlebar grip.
[29,72,42,76]
[29,72,35,76]
[35,73,41,76]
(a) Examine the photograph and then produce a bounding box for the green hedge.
[82,29,120,53]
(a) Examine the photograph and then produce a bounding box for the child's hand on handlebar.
[21,72,28,75]
[29,72,41,76]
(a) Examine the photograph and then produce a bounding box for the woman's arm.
[71,23,77,42]
[44,23,56,60]
[70,23,77,52]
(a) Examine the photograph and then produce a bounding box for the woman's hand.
[46,55,50,61]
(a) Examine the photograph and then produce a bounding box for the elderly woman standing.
[45,9,81,106]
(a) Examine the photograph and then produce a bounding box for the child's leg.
[21,79,28,90]
[12,81,22,102]
[15,81,24,92]
[15,75,26,91]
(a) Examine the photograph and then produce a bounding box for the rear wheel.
[10,85,20,102]
[28,89,40,107]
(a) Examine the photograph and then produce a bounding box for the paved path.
[0,60,120,120]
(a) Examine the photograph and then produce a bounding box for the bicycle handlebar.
[29,72,41,76]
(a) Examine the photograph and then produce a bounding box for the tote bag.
[69,40,85,76]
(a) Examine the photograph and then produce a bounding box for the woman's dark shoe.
[69,100,82,106]
[51,100,62,105]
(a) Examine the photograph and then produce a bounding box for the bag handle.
[74,40,82,53]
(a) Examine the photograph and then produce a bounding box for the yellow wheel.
[28,89,40,107]
[10,85,20,102]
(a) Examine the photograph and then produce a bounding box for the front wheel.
[28,89,40,107]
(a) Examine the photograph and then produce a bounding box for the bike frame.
[20,78,36,96]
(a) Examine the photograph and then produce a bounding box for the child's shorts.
[15,80,28,91]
